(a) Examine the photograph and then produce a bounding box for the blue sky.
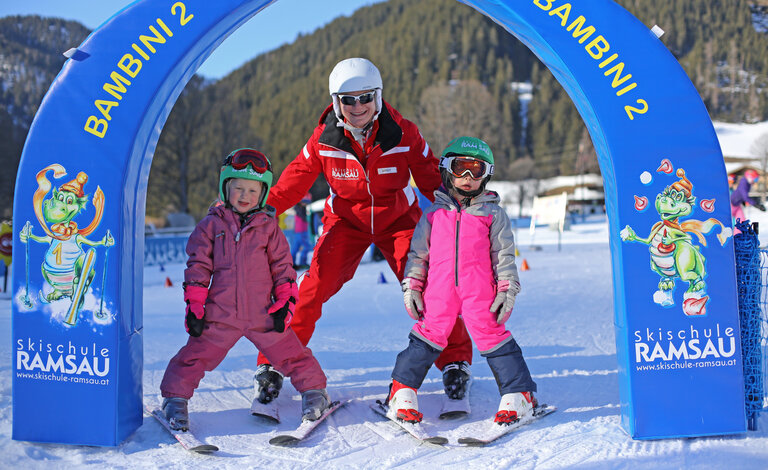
[0,0,384,79]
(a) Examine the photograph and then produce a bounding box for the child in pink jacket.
[385,137,537,425]
[159,149,330,431]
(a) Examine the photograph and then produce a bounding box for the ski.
[145,403,218,454]
[64,248,96,325]
[439,395,470,420]
[250,397,280,423]
[439,377,471,420]
[457,404,556,447]
[370,400,448,445]
[268,400,346,446]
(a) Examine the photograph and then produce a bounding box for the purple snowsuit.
[407,189,521,353]
[730,177,758,208]
[160,204,326,399]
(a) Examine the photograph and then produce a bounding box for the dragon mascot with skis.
[620,168,729,316]
[19,164,113,324]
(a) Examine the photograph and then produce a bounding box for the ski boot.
[442,361,471,400]
[386,380,422,423]
[254,364,284,404]
[162,397,189,431]
[494,391,537,425]
[301,388,332,421]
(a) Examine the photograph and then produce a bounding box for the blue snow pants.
[391,333,537,394]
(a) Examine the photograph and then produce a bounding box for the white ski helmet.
[328,58,383,126]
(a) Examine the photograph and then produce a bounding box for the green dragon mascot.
[620,168,728,316]
[19,164,114,324]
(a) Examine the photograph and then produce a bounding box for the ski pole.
[97,230,112,319]
[21,221,33,308]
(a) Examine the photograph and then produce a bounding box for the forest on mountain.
[0,16,90,218]
[1,0,767,220]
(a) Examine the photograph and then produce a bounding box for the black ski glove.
[185,310,205,337]
[756,202,766,212]
[184,285,207,337]
[268,282,298,333]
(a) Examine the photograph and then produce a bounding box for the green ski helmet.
[439,136,495,197]
[219,148,274,209]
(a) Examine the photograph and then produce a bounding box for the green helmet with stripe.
[440,136,495,198]
[219,148,274,209]
[441,136,494,164]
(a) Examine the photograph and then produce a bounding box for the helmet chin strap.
[335,118,375,138]
[455,186,484,198]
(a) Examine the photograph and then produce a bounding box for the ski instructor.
[252,58,474,406]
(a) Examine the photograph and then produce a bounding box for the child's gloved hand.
[491,280,520,324]
[402,277,425,320]
[269,281,298,333]
[184,285,208,337]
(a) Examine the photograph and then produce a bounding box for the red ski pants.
[258,212,472,370]
[161,319,326,399]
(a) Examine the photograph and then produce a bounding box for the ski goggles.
[338,91,376,106]
[441,156,494,180]
[224,149,271,173]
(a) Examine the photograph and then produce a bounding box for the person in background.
[291,192,314,270]
[730,169,765,227]
[159,149,330,431]
[251,57,474,409]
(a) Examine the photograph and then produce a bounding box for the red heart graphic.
[656,159,673,174]
[683,296,708,316]
[634,195,648,211]
[700,199,715,213]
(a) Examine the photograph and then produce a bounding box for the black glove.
[756,202,766,212]
[268,282,297,333]
[185,309,205,337]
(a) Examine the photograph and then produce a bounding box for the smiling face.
[44,188,86,224]
[227,178,264,213]
[338,89,376,129]
[655,187,694,220]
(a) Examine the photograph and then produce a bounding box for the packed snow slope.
[1,214,768,469]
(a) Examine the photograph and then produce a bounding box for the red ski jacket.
[267,102,442,234]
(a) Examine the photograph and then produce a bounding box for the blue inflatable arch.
[12,0,746,445]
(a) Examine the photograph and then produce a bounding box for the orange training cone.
[164,276,173,287]
[520,259,530,271]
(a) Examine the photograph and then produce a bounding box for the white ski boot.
[301,388,332,421]
[386,380,422,423]
[494,391,536,425]
[442,361,471,400]
[162,397,189,431]
[254,364,284,404]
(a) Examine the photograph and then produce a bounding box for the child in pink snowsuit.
[386,137,537,425]
[159,149,330,431]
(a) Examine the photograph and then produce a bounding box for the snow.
[714,120,768,159]
[2,215,768,469]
